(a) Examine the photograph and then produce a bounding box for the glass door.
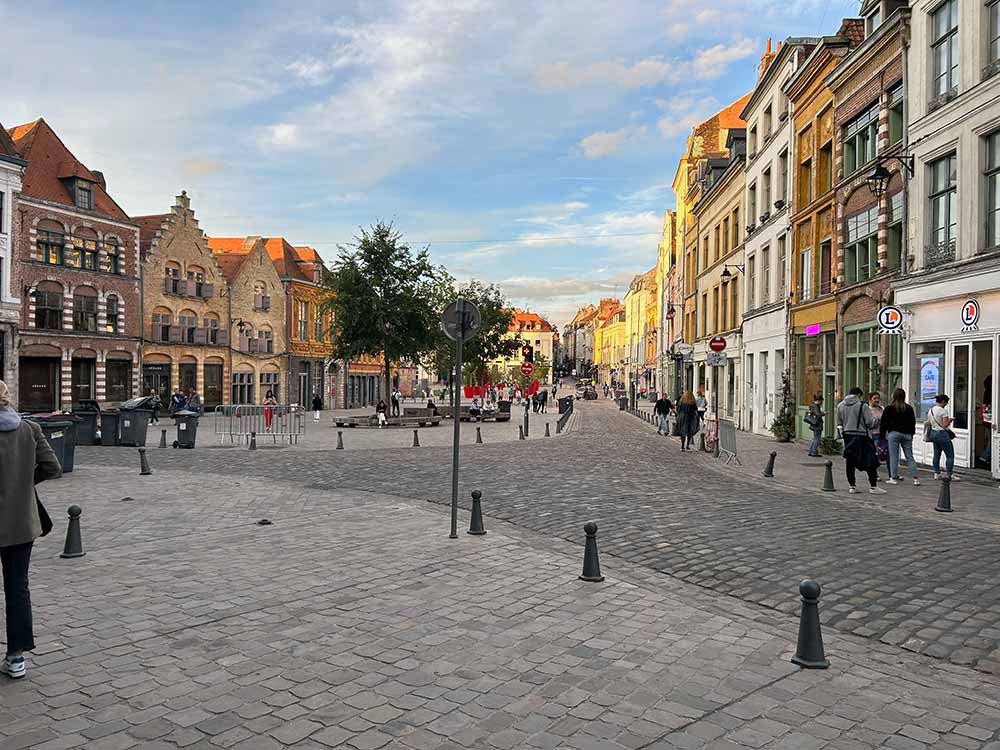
[950,342,971,468]
[972,340,993,470]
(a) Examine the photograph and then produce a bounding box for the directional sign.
[520,362,534,376]
[706,352,726,367]
[709,336,727,352]
[441,299,482,342]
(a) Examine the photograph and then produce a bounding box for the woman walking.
[928,393,957,481]
[0,380,63,679]
[806,394,825,457]
[675,391,700,451]
[881,388,920,486]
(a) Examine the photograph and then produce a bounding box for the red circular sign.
[709,336,727,352]
[520,362,534,376]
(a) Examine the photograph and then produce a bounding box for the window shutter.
[202,282,214,299]
[164,277,172,294]
[263,295,270,311]
[176,279,188,295]
[169,325,183,343]
[217,329,230,346]
[254,293,262,309]
[194,328,207,345]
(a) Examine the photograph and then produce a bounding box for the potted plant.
[769,371,796,442]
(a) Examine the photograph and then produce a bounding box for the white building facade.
[0,127,26,397]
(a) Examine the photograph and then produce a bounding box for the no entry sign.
[709,336,727,352]
[520,362,534,376]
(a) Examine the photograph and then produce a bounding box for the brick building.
[0,124,26,393]
[135,192,230,408]
[7,119,141,411]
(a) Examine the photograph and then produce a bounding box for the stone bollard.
[476,426,483,444]
[763,451,777,478]
[935,476,953,512]
[159,429,167,449]
[579,522,605,582]
[822,461,835,492]
[139,448,153,476]
[518,425,525,441]
[336,431,344,450]
[791,579,829,669]
[60,505,86,559]
[468,490,486,535]
[545,423,551,437]
[249,432,257,451]
[412,429,420,448]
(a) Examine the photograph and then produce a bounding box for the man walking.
[653,394,673,435]
[837,386,885,494]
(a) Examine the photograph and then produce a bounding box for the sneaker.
[949,474,960,481]
[4,655,25,679]
[913,479,921,486]
[885,478,899,485]
[848,486,857,494]
[933,473,941,480]
[869,487,887,495]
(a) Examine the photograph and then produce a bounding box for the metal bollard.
[336,431,344,450]
[159,429,167,448]
[699,431,706,452]
[468,490,486,535]
[762,451,777,478]
[935,476,953,512]
[791,579,829,669]
[822,460,835,492]
[139,448,152,476]
[60,505,86,559]
[412,429,420,448]
[518,425,525,441]
[523,413,529,438]
[579,522,605,582]
[476,426,483,444]
[545,423,551,437]
[249,432,257,451]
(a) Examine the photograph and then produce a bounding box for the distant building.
[0,123,26,395]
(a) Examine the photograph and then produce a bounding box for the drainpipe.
[137,238,144,399]
[900,14,911,277]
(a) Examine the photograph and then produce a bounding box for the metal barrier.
[213,404,305,445]
[717,418,740,465]
[556,399,574,434]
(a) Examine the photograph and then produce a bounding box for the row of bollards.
[811,456,954,512]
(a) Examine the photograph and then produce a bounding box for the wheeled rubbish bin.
[119,396,155,447]
[30,418,77,473]
[172,410,200,449]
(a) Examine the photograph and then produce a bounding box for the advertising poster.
[920,356,940,415]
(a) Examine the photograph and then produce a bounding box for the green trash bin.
[30,418,75,473]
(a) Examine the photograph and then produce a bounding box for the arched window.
[72,227,99,271]
[258,325,274,354]
[37,220,65,265]
[34,281,64,330]
[105,294,120,334]
[72,286,98,332]
[152,305,173,343]
[239,322,255,352]
[105,236,121,274]
[165,262,181,294]
[254,281,271,311]
[178,308,198,344]
[203,312,221,345]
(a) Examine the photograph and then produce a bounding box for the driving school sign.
[876,305,903,335]
[961,299,980,332]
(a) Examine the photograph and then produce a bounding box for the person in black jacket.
[880,387,920,485]
[653,395,673,435]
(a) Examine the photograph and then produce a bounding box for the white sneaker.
[949,474,960,481]
[869,487,887,495]
[913,479,921,486]
[933,473,941,480]
[848,487,857,494]
[4,655,25,679]
[885,478,899,485]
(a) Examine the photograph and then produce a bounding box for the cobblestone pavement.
[77,400,1000,674]
[6,467,1000,749]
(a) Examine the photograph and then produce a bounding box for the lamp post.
[720,264,745,284]
[865,155,914,199]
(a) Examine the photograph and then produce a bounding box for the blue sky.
[3,0,858,324]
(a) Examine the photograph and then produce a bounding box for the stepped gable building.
[7,118,140,411]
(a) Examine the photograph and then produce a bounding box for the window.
[106,360,132,402]
[105,238,121,274]
[987,131,1000,249]
[910,341,946,419]
[179,311,198,344]
[260,372,280,395]
[732,207,740,245]
[39,229,64,265]
[930,152,958,252]
[843,103,879,175]
[819,142,833,192]
[314,312,325,341]
[75,181,93,210]
[297,301,309,339]
[35,287,63,330]
[748,255,756,309]
[0,191,4,233]
[152,311,172,342]
[721,284,728,330]
[867,7,882,35]
[730,282,738,330]
[887,191,904,268]
[990,0,1000,69]
[762,166,772,217]
[232,372,255,405]
[701,293,708,336]
[253,281,270,310]
[844,325,878,395]
[73,291,97,332]
[187,268,206,297]
[748,183,757,226]
[778,150,789,203]
[105,295,119,334]
[165,265,181,294]
[749,125,758,155]
[819,239,832,295]
[205,315,220,345]
[845,206,879,284]
[887,335,903,394]
[888,84,904,145]
[702,236,710,270]
[714,225,721,261]
[778,235,787,298]
[761,244,771,304]
[799,248,812,301]
[73,234,99,271]
[763,105,773,140]
[712,287,719,334]
[800,158,813,205]
[931,0,959,98]
[259,328,274,354]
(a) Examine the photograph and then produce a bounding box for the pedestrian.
[427,398,439,417]
[0,379,63,679]
[393,388,403,417]
[836,386,885,494]
[375,399,388,428]
[469,397,481,422]
[186,388,202,416]
[532,392,539,413]
[169,388,186,415]
[695,388,708,423]
[868,392,887,468]
[805,394,825,456]
[978,375,992,468]
[539,388,548,413]
[603,383,609,399]
[311,392,323,422]
[653,394,673,436]
[881,387,920,486]
[148,389,161,424]
[262,390,278,431]
[926,393,957,481]
[675,391,699,451]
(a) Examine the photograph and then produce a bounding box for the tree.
[769,370,796,442]
[507,353,550,390]
[323,222,445,406]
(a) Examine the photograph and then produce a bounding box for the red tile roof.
[0,121,21,160]
[837,18,866,46]
[6,118,130,221]
[510,310,554,333]
[208,236,310,282]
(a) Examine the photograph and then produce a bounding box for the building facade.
[655,210,682,400]
[0,125,25,395]
[8,119,141,411]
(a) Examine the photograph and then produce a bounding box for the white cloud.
[287,57,332,85]
[577,125,647,159]
[536,59,672,90]
[655,94,721,138]
[692,38,757,76]
[179,159,224,178]
[263,123,301,149]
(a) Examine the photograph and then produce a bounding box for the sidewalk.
[628,401,1000,529]
[4,463,1000,750]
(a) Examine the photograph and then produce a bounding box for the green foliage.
[507,353,550,389]
[820,436,843,455]
[769,370,796,442]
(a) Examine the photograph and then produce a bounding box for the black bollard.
[935,476,953,512]
[139,448,152,476]
[545,423,551,437]
[523,413,529,438]
[249,432,257,451]
[476,426,483,444]
[762,451,777,478]
[699,432,706,452]
[468,490,486,535]
[159,429,167,449]
[579,522,605,582]
[822,460,835,492]
[518,425,525,441]
[336,431,344,450]
[60,505,86,559]
[412,429,420,448]
[791,579,829,669]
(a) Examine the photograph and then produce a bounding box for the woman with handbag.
[0,380,62,679]
[927,393,958,481]
[881,388,920,486]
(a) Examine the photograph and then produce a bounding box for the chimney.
[91,170,106,191]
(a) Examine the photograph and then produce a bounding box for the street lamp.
[865,155,914,199]
[720,264,745,284]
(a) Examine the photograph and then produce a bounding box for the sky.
[2,0,859,326]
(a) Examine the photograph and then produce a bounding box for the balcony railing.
[925,239,956,267]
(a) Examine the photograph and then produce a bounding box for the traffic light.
[521,344,534,362]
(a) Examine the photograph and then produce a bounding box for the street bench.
[334,415,443,428]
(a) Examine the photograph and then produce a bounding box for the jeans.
[656,414,669,433]
[808,429,821,456]
[982,424,992,464]
[887,431,918,479]
[931,430,955,476]
[1,542,35,655]
[844,434,878,488]
[681,434,693,449]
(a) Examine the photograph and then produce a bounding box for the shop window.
[887,192,904,269]
[888,84,904,145]
[910,341,946,420]
[35,287,64,330]
[73,290,98,332]
[845,206,879,284]
[844,325,878,395]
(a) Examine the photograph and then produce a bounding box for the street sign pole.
[450,298,464,539]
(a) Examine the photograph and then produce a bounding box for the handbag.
[923,421,933,442]
[35,490,53,537]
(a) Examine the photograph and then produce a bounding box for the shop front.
[790,299,837,440]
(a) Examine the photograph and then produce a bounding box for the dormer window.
[866,7,882,35]
[75,180,93,210]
